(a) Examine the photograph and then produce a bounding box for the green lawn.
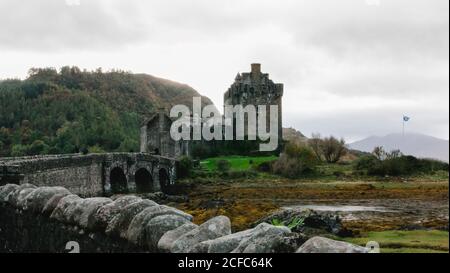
[341,230,449,253]
[200,155,277,172]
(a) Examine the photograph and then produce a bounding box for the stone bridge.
[0,153,177,197]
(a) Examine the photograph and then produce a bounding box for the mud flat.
[282,199,449,232]
[174,179,449,233]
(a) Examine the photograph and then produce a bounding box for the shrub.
[256,161,274,172]
[88,145,105,154]
[272,143,318,178]
[217,159,231,173]
[321,136,347,163]
[354,152,449,177]
[354,155,380,171]
[177,156,193,179]
[307,134,347,163]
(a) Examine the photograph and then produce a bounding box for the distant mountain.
[349,133,449,162]
[0,67,217,157]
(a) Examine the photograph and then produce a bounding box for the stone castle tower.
[223,63,283,149]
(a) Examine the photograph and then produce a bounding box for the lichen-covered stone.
[146,215,189,251]
[240,232,307,253]
[87,195,142,231]
[42,193,70,216]
[0,184,19,203]
[74,198,112,229]
[231,223,291,253]
[295,237,368,253]
[105,199,157,238]
[127,204,194,245]
[62,196,85,224]
[7,184,37,207]
[22,187,71,212]
[157,222,197,253]
[198,228,256,253]
[14,188,37,208]
[171,216,231,253]
[50,194,82,222]
[255,209,344,236]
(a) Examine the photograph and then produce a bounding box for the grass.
[340,230,449,253]
[200,155,277,172]
[196,155,448,182]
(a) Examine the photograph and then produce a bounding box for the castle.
[224,63,284,151]
[140,63,284,157]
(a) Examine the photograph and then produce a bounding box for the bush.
[321,136,347,163]
[217,159,231,173]
[88,145,105,154]
[354,152,449,177]
[272,143,318,178]
[354,155,380,171]
[11,144,29,157]
[256,161,274,172]
[177,156,193,179]
[307,134,347,163]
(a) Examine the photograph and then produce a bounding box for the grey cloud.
[0,0,447,140]
[0,0,149,51]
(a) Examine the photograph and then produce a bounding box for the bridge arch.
[135,168,153,193]
[110,167,128,194]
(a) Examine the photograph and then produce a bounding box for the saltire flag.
[403,116,410,122]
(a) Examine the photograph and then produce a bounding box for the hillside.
[0,67,217,157]
[349,133,449,162]
[282,127,308,145]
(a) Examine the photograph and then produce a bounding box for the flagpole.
[402,119,405,137]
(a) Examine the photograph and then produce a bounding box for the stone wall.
[0,153,177,197]
[0,183,368,253]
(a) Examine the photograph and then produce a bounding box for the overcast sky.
[0,0,448,142]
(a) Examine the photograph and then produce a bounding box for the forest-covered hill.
[0,67,216,157]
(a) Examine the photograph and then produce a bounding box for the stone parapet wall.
[0,183,368,253]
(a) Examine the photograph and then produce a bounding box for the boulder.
[255,209,344,236]
[14,188,37,208]
[50,195,82,223]
[42,193,70,216]
[7,183,37,207]
[126,205,191,246]
[231,223,291,253]
[146,215,190,251]
[105,199,157,238]
[0,184,19,203]
[62,196,85,224]
[241,232,308,253]
[171,216,231,253]
[157,222,198,253]
[87,195,142,231]
[295,237,368,253]
[75,198,112,229]
[199,228,256,253]
[22,187,71,212]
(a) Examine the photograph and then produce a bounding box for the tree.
[308,133,323,161]
[29,140,48,155]
[11,144,29,157]
[320,136,347,163]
